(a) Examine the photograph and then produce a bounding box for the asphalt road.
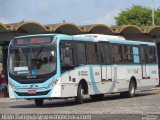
[0,90,160,120]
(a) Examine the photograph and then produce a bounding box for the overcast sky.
[0,0,159,26]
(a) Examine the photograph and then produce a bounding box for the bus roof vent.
[74,34,125,42]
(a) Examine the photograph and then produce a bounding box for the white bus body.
[8,34,159,106]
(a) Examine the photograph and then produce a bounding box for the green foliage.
[115,5,160,26]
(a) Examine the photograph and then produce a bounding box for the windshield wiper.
[19,48,28,59]
[34,47,44,59]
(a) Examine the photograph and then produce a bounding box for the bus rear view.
[8,34,58,106]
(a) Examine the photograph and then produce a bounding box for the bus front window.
[9,46,56,76]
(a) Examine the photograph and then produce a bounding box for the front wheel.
[75,84,84,104]
[35,99,44,107]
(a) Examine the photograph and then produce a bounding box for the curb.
[0,98,25,103]
[145,87,160,93]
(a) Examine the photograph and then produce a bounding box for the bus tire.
[127,80,136,98]
[120,80,136,98]
[35,99,44,107]
[90,94,104,100]
[75,84,84,104]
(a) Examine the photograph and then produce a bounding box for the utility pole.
[152,0,155,26]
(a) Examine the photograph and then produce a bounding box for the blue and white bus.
[8,34,159,106]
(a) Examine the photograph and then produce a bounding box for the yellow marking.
[150,89,160,93]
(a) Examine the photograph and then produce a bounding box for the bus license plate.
[28,90,36,94]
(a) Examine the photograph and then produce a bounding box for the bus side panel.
[60,66,91,97]
[89,65,118,94]
[115,65,142,92]
[60,72,77,97]
[150,65,159,81]
[50,79,62,98]
[60,65,109,97]
[138,65,159,89]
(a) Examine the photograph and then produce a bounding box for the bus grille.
[15,90,50,96]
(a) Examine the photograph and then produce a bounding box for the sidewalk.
[149,86,160,93]
[0,98,25,103]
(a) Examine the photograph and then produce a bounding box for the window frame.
[98,42,111,65]
[149,46,157,64]
[139,45,150,64]
[111,44,123,64]
[60,41,76,71]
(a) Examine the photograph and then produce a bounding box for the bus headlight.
[8,82,16,89]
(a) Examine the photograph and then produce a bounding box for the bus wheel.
[35,99,44,107]
[75,84,84,104]
[120,80,136,98]
[128,80,136,98]
[90,94,104,100]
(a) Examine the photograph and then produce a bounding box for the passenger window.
[60,42,74,71]
[149,47,157,63]
[111,45,122,63]
[86,43,98,64]
[132,47,140,63]
[76,43,87,65]
[140,46,149,64]
[98,43,111,64]
[122,45,133,63]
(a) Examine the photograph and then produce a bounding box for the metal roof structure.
[0,21,160,41]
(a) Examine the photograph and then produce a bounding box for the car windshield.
[9,46,56,76]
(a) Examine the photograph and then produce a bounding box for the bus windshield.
[9,46,56,76]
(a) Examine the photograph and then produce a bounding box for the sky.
[0,0,160,26]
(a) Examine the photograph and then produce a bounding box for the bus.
[8,34,159,106]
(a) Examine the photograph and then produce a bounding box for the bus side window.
[140,46,149,64]
[76,43,87,65]
[132,47,140,63]
[60,42,74,71]
[86,43,98,64]
[122,45,133,63]
[111,44,122,63]
[149,46,157,63]
[98,43,111,64]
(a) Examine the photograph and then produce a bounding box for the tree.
[115,5,160,26]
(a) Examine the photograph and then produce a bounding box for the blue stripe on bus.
[109,39,156,46]
[89,65,100,94]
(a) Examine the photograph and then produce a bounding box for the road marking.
[150,89,160,93]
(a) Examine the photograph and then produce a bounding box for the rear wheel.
[75,84,84,104]
[35,99,44,107]
[120,80,136,98]
[128,80,136,97]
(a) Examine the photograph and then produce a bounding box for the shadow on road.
[10,92,157,108]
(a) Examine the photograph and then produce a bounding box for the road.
[0,90,160,120]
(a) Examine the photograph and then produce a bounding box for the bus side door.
[140,45,151,85]
[149,46,158,80]
[98,42,112,82]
